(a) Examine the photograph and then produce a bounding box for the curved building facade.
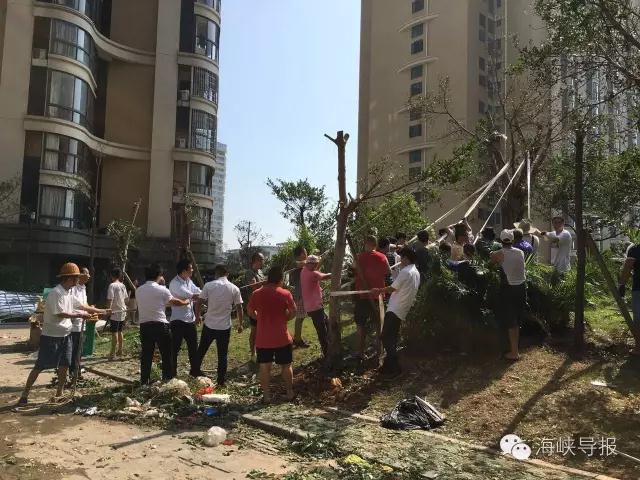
[0,0,221,290]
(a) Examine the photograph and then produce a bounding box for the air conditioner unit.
[176,137,187,149]
[179,90,190,101]
[33,48,47,60]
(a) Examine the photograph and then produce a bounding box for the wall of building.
[0,0,34,223]
[104,63,155,148]
[100,157,150,230]
[109,0,158,51]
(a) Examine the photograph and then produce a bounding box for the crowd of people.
[25,212,639,406]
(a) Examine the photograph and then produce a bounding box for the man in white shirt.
[193,265,243,386]
[491,230,527,361]
[371,247,421,376]
[136,263,190,385]
[107,268,129,360]
[537,216,572,274]
[70,267,90,378]
[18,263,109,405]
[169,259,202,377]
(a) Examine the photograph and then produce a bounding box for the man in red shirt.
[354,235,391,362]
[247,267,296,403]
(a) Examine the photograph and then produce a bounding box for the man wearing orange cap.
[18,263,110,405]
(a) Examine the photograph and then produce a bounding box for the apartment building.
[212,142,226,256]
[358,0,544,227]
[0,0,222,289]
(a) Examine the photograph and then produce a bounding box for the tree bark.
[325,131,350,371]
[574,129,586,353]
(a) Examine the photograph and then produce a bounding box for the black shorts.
[249,317,257,327]
[499,284,527,328]
[354,298,378,329]
[256,344,293,365]
[35,335,72,370]
[109,320,125,333]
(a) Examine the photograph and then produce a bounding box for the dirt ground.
[0,326,289,480]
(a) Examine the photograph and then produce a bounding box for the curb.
[322,407,619,480]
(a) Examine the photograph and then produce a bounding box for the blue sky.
[217,1,361,249]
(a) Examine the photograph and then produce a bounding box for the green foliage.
[268,226,318,271]
[0,176,22,221]
[267,178,335,252]
[404,253,618,350]
[350,193,427,249]
[106,219,142,269]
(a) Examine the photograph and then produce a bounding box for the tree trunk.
[574,129,586,353]
[88,157,102,303]
[325,130,350,372]
[328,212,348,369]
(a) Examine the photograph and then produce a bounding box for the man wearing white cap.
[300,255,331,358]
[491,230,526,361]
[18,263,110,405]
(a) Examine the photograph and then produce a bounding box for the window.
[488,19,495,35]
[479,14,486,28]
[410,81,423,96]
[191,206,213,241]
[479,100,486,114]
[196,0,221,11]
[409,166,422,179]
[409,150,422,164]
[479,74,487,87]
[192,67,219,104]
[479,29,486,42]
[189,163,214,196]
[42,133,95,183]
[497,0,502,8]
[411,39,424,54]
[50,20,97,75]
[195,15,220,61]
[411,23,424,38]
[43,0,103,28]
[191,109,217,154]
[47,70,95,130]
[479,57,486,71]
[412,0,424,13]
[39,185,90,230]
[410,65,424,79]
[409,124,422,138]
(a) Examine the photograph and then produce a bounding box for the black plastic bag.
[380,396,446,430]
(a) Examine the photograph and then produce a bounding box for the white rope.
[473,159,526,245]
[329,290,372,297]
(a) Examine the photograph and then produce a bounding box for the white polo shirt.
[387,264,421,321]
[136,281,173,324]
[107,281,129,322]
[70,284,87,333]
[199,277,243,330]
[169,275,201,323]
[43,284,82,337]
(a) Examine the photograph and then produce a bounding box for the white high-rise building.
[213,143,227,255]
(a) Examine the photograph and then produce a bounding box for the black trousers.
[381,311,402,365]
[140,322,173,385]
[307,308,329,358]
[170,320,199,377]
[70,331,82,374]
[194,326,231,384]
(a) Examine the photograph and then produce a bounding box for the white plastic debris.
[201,393,230,404]
[159,378,191,396]
[203,426,227,447]
[143,409,159,418]
[196,376,214,389]
[74,406,98,416]
[125,397,141,407]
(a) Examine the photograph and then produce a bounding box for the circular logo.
[500,434,522,454]
[511,442,532,460]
